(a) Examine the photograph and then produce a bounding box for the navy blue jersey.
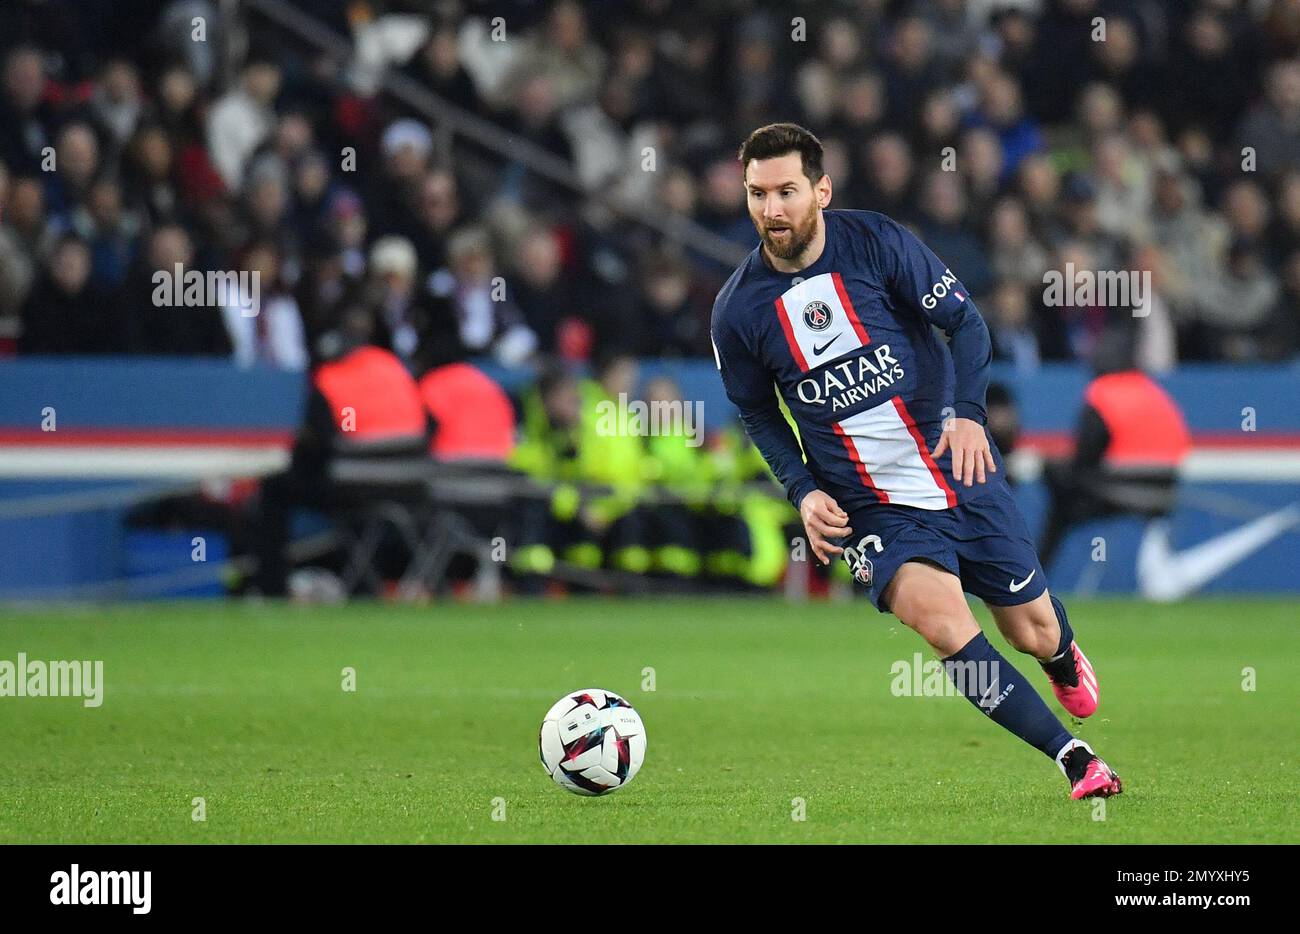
[711,209,1003,514]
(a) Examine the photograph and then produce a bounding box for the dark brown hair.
[737,123,825,186]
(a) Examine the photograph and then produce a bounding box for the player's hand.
[799,489,852,565]
[931,416,997,487]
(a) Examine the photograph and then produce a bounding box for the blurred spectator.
[369,118,434,242]
[1128,243,1178,374]
[1237,59,1300,181]
[399,21,486,118]
[118,223,230,355]
[1053,173,1125,272]
[637,249,708,357]
[60,177,142,290]
[46,122,100,218]
[1269,250,1300,358]
[883,16,941,131]
[1092,131,1152,243]
[987,196,1049,286]
[858,133,915,220]
[1088,17,1159,115]
[964,70,1043,182]
[562,72,659,207]
[428,227,536,366]
[0,47,52,176]
[727,13,798,140]
[960,126,1004,218]
[367,235,429,365]
[1015,152,1061,236]
[500,71,574,173]
[510,225,572,353]
[223,240,308,371]
[206,56,281,194]
[915,169,991,297]
[986,279,1040,373]
[89,58,143,150]
[493,0,604,112]
[1150,168,1229,324]
[1206,240,1281,362]
[914,88,961,160]
[827,71,886,146]
[1164,7,1253,141]
[0,162,38,324]
[123,123,180,225]
[19,235,106,353]
[1268,170,1300,264]
[694,157,758,272]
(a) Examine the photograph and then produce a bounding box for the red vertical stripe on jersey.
[832,272,870,345]
[775,296,810,371]
[832,421,890,504]
[891,396,957,507]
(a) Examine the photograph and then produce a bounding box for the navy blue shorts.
[840,479,1048,614]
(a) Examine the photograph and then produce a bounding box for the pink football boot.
[1044,640,1099,718]
[1057,740,1123,800]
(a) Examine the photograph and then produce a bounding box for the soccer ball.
[539,688,646,796]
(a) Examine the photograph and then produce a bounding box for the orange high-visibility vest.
[418,362,515,460]
[1084,370,1190,467]
[313,345,426,440]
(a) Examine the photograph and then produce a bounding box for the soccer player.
[710,124,1121,800]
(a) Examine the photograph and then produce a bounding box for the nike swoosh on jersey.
[812,333,842,356]
[1009,570,1036,593]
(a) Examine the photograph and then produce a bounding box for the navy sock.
[1039,595,1078,685]
[942,632,1074,759]
[1048,594,1074,659]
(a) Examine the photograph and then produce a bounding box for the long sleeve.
[712,324,818,509]
[873,217,993,425]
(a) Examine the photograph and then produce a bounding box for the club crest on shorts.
[842,534,883,587]
[803,300,833,331]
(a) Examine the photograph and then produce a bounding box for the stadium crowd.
[3,0,1299,591]
[4,0,1300,369]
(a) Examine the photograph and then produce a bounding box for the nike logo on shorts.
[1009,570,1036,593]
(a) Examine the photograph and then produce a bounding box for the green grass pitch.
[0,596,1296,843]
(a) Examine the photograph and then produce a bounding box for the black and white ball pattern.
[539,688,646,796]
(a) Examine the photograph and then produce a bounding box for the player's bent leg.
[882,559,979,656]
[990,590,1099,718]
[987,590,1059,658]
[884,560,1105,797]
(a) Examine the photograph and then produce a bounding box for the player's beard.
[758,200,819,263]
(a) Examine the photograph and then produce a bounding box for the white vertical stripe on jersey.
[835,396,955,510]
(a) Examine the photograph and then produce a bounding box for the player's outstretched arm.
[799,489,852,565]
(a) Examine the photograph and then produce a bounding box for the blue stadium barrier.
[1,356,1297,599]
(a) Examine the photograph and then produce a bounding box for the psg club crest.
[803,300,833,331]
[842,534,884,588]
